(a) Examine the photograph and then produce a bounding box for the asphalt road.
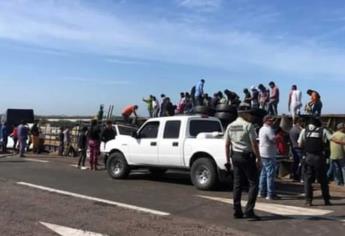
[1,154,345,236]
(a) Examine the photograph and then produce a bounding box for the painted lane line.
[24,158,49,163]
[40,222,107,236]
[17,182,170,216]
[197,195,333,216]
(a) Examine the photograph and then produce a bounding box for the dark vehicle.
[4,109,34,126]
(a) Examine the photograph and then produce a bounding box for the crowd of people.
[116,79,342,221]
[120,80,323,124]
[0,120,45,157]
[1,79,343,221]
[225,103,345,221]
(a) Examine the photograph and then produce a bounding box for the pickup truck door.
[130,121,159,165]
[158,120,183,166]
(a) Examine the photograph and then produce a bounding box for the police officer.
[298,117,332,206]
[225,103,261,221]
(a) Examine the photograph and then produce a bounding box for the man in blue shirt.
[195,79,205,105]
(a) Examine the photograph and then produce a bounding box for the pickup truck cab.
[103,115,232,190]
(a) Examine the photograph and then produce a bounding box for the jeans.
[259,158,277,197]
[19,138,27,157]
[291,148,302,180]
[327,159,345,186]
[268,100,278,116]
[78,149,87,167]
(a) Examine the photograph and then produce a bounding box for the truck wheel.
[191,158,217,190]
[106,152,130,179]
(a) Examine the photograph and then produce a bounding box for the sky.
[1,0,345,116]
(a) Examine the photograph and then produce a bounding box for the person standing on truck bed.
[225,103,262,221]
[142,95,154,118]
[122,105,138,124]
[195,79,205,106]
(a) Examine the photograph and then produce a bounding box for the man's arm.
[298,129,305,148]
[288,92,292,111]
[248,125,261,169]
[225,133,232,172]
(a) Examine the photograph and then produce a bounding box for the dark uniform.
[225,106,261,220]
[298,122,331,206]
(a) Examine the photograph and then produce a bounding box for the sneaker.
[304,202,313,207]
[258,193,266,198]
[81,166,88,170]
[244,213,261,221]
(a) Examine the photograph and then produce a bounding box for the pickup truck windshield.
[189,120,222,137]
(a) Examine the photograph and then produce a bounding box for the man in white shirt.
[258,115,279,200]
[288,85,302,122]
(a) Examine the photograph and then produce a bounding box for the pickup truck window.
[118,126,137,136]
[163,121,181,139]
[189,120,222,137]
[139,121,159,139]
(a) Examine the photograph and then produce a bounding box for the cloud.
[176,0,222,11]
[1,0,345,81]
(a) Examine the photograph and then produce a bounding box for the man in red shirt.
[122,105,138,124]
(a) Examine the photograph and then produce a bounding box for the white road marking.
[40,222,107,236]
[17,182,170,216]
[197,195,333,216]
[25,158,49,163]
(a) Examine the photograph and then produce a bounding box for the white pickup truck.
[103,115,232,190]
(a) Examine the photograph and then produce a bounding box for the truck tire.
[106,152,130,179]
[191,158,218,190]
[193,105,209,114]
[215,104,234,112]
[214,112,232,120]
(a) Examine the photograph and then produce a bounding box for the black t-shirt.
[88,126,101,141]
[31,124,39,136]
[101,128,117,142]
